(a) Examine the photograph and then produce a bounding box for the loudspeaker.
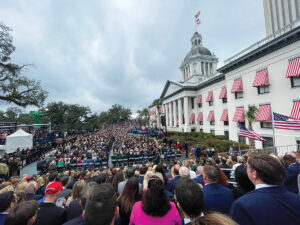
[161,116,166,126]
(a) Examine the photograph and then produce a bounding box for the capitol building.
[149,0,300,150]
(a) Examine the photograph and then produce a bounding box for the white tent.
[5,129,33,153]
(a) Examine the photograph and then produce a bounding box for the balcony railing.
[224,19,300,65]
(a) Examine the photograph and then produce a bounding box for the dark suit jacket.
[0,213,8,225]
[63,216,85,225]
[193,175,204,186]
[33,202,66,225]
[25,193,43,201]
[284,163,300,194]
[66,199,82,221]
[166,176,180,194]
[138,176,144,185]
[203,183,234,214]
[230,186,300,225]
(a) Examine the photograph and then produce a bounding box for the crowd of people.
[0,127,300,225]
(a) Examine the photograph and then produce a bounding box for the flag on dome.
[273,112,300,131]
[238,123,266,142]
[195,10,201,25]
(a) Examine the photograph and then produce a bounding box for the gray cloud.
[0,0,265,113]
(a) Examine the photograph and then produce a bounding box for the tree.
[245,104,258,149]
[45,102,68,131]
[4,107,22,121]
[84,113,100,131]
[0,22,48,107]
[137,108,149,125]
[107,104,131,123]
[63,104,91,131]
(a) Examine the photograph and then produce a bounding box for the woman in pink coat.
[129,175,181,225]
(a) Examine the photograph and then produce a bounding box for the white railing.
[224,19,300,65]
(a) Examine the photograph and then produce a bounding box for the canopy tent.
[5,129,33,153]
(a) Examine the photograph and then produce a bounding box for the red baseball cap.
[45,182,63,194]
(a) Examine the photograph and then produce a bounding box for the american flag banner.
[238,123,266,142]
[195,11,201,25]
[273,112,300,131]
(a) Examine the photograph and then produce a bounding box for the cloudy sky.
[0,0,266,114]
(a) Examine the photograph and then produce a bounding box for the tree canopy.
[0,22,48,107]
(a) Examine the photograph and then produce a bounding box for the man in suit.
[0,191,17,225]
[118,168,142,195]
[175,177,204,225]
[166,164,181,194]
[138,166,147,185]
[230,153,300,225]
[202,165,234,214]
[218,157,231,178]
[193,166,204,186]
[283,154,300,194]
[25,181,43,201]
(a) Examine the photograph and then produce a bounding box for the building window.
[191,98,194,109]
[200,128,203,132]
[198,103,202,108]
[238,136,246,144]
[239,121,246,126]
[258,86,270,94]
[262,137,273,148]
[199,121,203,125]
[260,122,272,129]
[210,121,215,125]
[291,77,300,88]
[224,131,229,140]
[222,98,227,103]
[297,140,300,151]
[224,121,229,126]
[209,101,214,106]
[210,129,215,135]
[235,92,243,99]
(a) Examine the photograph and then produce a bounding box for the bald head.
[179,166,190,178]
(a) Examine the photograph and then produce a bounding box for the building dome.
[183,32,212,63]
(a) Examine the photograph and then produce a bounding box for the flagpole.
[271,112,277,154]
[237,123,241,156]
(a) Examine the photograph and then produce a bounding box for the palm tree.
[152,99,162,127]
[245,105,258,149]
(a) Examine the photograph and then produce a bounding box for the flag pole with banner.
[271,112,276,153]
[195,11,201,32]
[236,123,241,155]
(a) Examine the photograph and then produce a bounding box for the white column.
[169,102,173,127]
[194,97,198,126]
[156,107,160,128]
[165,104,169,128]
[184,96,190,132]
[178,98,182,126]
[173,100,177,127]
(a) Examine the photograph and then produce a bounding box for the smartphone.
[56,197,65,208]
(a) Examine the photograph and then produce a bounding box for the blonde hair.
[36,176,45,188]
[0,185,14,194]
[143,170,154,190]
[197,212,237,225]
[71,180,86,199]
[15,181,27,194]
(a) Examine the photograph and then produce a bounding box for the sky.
[0,0,266,114]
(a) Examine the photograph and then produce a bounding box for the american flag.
[273,112,300,131]
[195,11,201,25]
[238,123,266,142]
